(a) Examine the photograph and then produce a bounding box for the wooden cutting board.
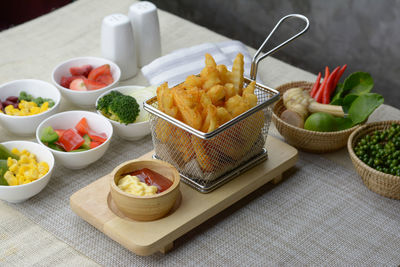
[70,135,297,256]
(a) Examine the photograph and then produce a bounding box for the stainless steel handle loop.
[250,14,310,80]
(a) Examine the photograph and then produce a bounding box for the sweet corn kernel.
[6,100,49,116]
[7,158,17,167]
[9,163,18,172]
[19,155,30,164]
[11,148,21,156]
[4,105,14,115]
[4,171,18,186]
[3,148,50,186]
[38,162,49,176]
[30,106,41,114]
[18,174,25,185]
[40,102,49,112]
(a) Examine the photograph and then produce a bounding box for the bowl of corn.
[0,141,55,203]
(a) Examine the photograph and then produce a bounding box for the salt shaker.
[129,1,161,67]
[101,14,138,80]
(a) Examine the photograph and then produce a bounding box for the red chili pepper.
[314,66,330,103]
[333,64,347,86]
[310,72,322,98]
[322,66,340,104]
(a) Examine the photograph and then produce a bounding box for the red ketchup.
[129,168,172,193]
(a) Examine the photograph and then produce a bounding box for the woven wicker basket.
[348,121,400,199]
[271,81,360,153]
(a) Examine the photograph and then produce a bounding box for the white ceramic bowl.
[95,86,153,141]
[0,141,55,203]
[36,110,113,169]
[0,79,61,136]
[52,56,121,108]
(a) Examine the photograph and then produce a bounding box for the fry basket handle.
[250,14,310,80]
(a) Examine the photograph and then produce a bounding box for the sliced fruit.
[88,64,111,81]
[70,78,88,91]
[95,74,114,85]
[83,79,106,90]
[60,75,83,88]
[69,65,93,77]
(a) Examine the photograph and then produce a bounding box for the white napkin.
[141,40,257,87]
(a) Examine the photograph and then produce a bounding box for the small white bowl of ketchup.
[110,159,180,221]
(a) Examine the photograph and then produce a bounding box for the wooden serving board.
[70,135,297,256]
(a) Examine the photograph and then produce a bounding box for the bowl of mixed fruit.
[52,56,121,108]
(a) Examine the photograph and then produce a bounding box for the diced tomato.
[95,74,114,85]
[89,141,102,149]
[60,76,83,88]
[69,65,93,77]
[88,64,112,81]
[75,117,89,136]
[58,129,85,152]
[88,131,107,143]
[54,129,66,138]
[70,78,88,91]
[83,78,106,90]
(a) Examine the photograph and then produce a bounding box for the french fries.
[156,53,256,133]
[155,53,264,173]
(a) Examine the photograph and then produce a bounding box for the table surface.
[1,0,399,266]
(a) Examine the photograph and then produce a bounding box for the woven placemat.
[6,134,400,266]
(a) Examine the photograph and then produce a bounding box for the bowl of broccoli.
[95,86,156,141]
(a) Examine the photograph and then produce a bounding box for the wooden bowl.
[110,159,180,221]
[271,81,360,153]
[348,120,400,199]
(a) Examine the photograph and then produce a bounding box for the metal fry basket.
[144,14,309,193]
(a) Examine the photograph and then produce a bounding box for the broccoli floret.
[96,91,123,116]
[32,97,55,107]
[33,97,44,106]
[107,94,140,124]
[19,91,33,102]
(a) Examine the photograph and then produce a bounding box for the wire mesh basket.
[144,14,309,193]
[145,79,278,192]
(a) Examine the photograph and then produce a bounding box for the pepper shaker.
[101,13,138,80]
[129,1,161,67]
